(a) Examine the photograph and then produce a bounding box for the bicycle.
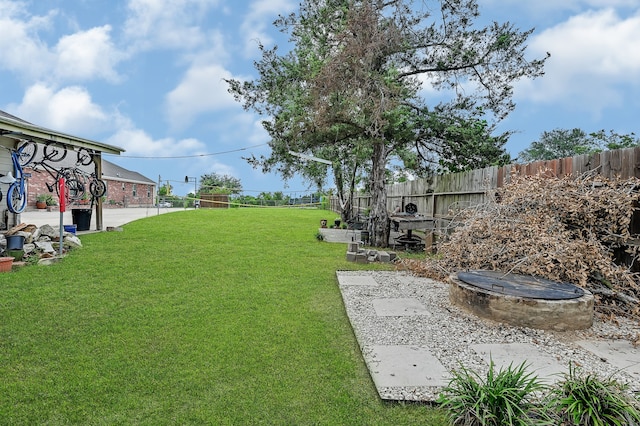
[0,140,37,213]
[29,154,86,201]
[59,165,106,200]
[72,148,106,198]
[42,141,68,162]
[76,147,94,166]
[29,150,106,202]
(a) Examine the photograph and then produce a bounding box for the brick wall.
[101,178,154,208]
[25,167,155,209]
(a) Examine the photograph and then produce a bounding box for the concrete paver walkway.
[20,207,186,231]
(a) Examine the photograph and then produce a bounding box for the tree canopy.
[199,173,242,194]
[227,0,547,246]
[518,129,640,163]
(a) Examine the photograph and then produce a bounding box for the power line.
[103,143,268,159]
[161,179,318,194]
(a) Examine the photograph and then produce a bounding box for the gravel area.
[337,270,640,402]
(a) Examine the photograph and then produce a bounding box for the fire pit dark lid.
[456,270,585,300]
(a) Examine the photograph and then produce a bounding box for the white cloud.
[123,0,219,51]
[106,127,206,157]
[240,0,296,57]
[516,8,640,115]
[204,160,236,177]
[8,83,110,135]
[0,0,27,17]
[0,4,124,85]
[165,63,238,129]
[54,25,124,82]
[0,4,56,81]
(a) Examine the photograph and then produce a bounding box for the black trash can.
[72,209,92,231]
[360,230,370,245]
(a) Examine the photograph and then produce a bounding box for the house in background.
[0,110,124,230]
[100,160,156,208]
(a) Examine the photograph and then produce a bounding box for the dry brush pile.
[402,170,640,323]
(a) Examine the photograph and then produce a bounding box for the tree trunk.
[334,159,360,223]
[333,165,351,222]
[368,140,390,247]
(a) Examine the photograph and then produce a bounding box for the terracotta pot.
[36,201,47,209]
[0,257,14,272]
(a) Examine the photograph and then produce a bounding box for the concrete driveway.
[20,207,187,230]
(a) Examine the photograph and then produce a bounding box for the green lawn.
[0,208,447,425]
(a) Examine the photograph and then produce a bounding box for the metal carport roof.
[0,110,124,155]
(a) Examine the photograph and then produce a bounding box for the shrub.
[437,360,548,425]
[544,362,640,425]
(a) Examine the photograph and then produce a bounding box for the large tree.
[199,173,242,194]
[411,105,512,174]
[518,128,592,162]
[228,0,547,247]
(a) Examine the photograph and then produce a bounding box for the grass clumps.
[438,360,547,425]
[437,359,640,426]
[544,363,640,425]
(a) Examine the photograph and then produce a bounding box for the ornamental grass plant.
[438,358,640,426]
[0,208,447,425]
[544,362,640,426]
[437,360,549,426]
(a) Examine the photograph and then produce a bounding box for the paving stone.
[576,340,640,379]
[366,345,450,387]
[337,274,378,286]
[471,343,568,384]
[372,298,431,316]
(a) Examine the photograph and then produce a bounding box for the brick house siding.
[100,179,155,208]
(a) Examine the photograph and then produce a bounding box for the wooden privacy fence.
[331,146,640,222]
[200,194,229,208]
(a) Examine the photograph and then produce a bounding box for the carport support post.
[94,153,103,231]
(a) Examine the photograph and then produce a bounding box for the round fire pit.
[449,270,594,331]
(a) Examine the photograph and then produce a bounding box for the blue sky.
[1,0,639,196]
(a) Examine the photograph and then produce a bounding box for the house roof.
[102,160,155,185]
[0,110,124,155]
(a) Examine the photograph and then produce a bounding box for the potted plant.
[78,193,90,205]
[35,194,49,209]
[46,195,57,211]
